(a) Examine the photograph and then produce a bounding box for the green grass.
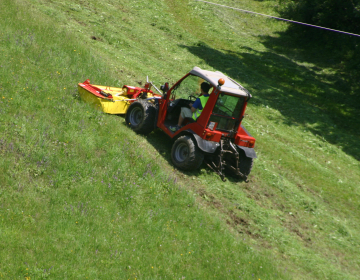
[1,0,360,279]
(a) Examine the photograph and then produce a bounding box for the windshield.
[171,75,205,99]
[208,94,245,131]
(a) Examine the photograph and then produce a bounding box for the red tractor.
[125,67,256,181]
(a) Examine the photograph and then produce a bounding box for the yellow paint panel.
[78,85,131,114]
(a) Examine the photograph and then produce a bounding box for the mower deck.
[78,79,160,114]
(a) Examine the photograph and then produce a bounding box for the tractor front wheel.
[125,101,156,135]
[171,136,204,171]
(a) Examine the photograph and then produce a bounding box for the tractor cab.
[158,67,254,147]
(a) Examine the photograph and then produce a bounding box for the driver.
[170,82,212,132]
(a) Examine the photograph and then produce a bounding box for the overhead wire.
[194,0,360,38]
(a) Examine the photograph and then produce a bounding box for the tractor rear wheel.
[125,101,156,135]
[171,136,204,171]
[238,149,254,178]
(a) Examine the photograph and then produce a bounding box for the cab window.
[208,94,245,131]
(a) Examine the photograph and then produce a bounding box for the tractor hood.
[189,66,251,98]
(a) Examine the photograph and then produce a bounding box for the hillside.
[1,0,360,279]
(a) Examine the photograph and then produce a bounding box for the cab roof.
[189,66,251,98]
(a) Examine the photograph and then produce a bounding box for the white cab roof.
[189,66,251,98]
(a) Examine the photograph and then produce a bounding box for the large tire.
[238,149,254,177]
[125,101,156,135]
[171,136,204,171]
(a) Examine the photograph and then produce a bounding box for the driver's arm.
[191,98,200,112]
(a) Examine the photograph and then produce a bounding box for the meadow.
[1,0,360,279]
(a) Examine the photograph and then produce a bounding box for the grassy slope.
[1,0,360,279]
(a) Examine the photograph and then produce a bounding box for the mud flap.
[186,130,220,153]
[236,146,257,159]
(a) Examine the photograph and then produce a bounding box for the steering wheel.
[188,94,197,101]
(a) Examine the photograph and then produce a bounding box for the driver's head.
[201,82,211,94]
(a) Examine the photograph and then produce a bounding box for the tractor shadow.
[141,129,248,183]
[119,115,206,179]
[119,113,250,182]
[143,129,205,176]
[180,42,360,161]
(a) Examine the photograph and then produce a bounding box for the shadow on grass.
[118,123,203,176]
[120,122,246,182]
[180,42,360,161]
